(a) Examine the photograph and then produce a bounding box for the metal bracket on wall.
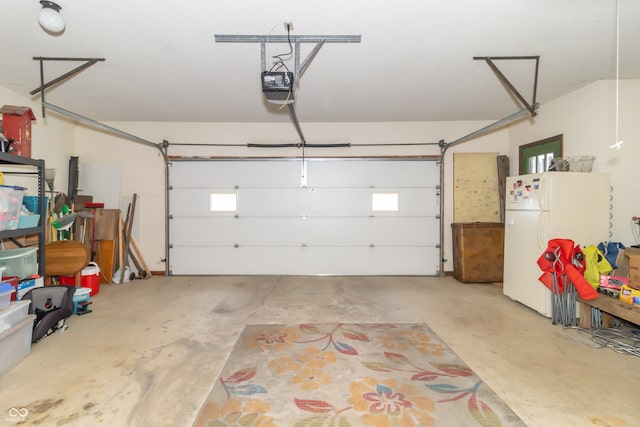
[473,56,540,117]
[443,55,541,152]
[30,57,106,117]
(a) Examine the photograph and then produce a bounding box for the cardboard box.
[624,247,640,290]
[619,284,640,307]
[452,222,504,283]
[16,277,44,300]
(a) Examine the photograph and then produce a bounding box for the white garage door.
[169,158,440,275]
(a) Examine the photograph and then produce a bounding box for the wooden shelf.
[577,295,640,328]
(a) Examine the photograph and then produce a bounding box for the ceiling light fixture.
[38,1,65,34]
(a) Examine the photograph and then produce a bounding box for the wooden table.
[44,240,91,286]
[577,295,640,328]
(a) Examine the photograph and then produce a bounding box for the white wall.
[75,121,509,273]
[508,79,640,246]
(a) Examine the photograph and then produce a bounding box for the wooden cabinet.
[452,222,504,283]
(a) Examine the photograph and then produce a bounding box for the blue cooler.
[72,287,92,315]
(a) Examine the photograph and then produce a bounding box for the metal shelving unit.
[0,151,46,276]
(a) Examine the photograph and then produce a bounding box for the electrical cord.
[278,89,292,110]
[269,24,293,73]
[563,325,640,357]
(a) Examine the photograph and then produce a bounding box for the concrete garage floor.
[0,275,638,426]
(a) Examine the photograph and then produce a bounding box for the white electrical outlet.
[284,22,293,31]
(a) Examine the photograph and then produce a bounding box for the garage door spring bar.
[30,57,106,118]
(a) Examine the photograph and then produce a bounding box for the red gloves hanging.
[537,238,598,300]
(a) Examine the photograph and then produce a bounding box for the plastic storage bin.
[0,300,30,333]
[0,185,26,231]
[0,247,38,280]
[0,282,15,309]
[22,195,48,215]
[18,214,40,229]
[0,314,36,376]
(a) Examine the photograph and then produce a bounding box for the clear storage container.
[0,247,38,280]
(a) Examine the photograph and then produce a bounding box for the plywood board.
[453,152,500,223]
[94,209,121,241]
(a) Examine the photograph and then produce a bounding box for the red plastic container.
[58,262,101,296]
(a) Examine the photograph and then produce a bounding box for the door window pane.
[372,193,399,212]
[210,193,237,212]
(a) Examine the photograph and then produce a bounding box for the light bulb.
[38,1,65,34]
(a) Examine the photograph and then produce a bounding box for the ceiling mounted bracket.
[215,34,360,83]
[473,56,540,117]
[215,33,360,154]
[30,56,106,117]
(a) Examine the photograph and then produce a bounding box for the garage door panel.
[170,188,227,216]
[172,160,300,187]
[171,246,440,275]
[171,187,439,218]
[169,159,441,275]
[307,160,439,187]
[171,216,439,247]
[238,188,305,215]
[171,217,235,246]
[304,188,438,216]
[299,217,439,245]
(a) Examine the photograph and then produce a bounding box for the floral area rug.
[194,323,525,426]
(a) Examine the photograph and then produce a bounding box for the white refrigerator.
[503,172,611,317]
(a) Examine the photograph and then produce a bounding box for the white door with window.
[169,158,440,275]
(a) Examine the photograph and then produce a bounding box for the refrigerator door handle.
[538,174,548,211]
[537,211,549,249]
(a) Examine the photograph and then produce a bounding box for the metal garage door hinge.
[234,243,240,248]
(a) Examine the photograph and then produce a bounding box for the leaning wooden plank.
[119,194,137,284]
[129,235,150,273]
[96,240,115,284]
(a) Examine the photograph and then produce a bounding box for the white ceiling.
[1,0,639,123]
